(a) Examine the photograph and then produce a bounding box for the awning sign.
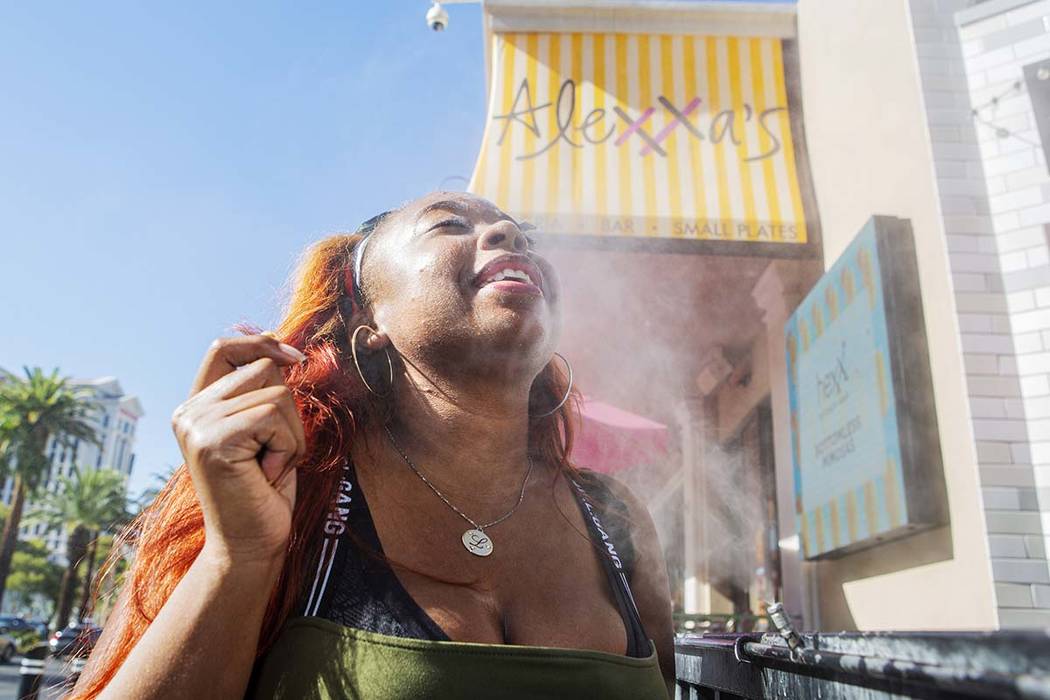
[469,32,810,243]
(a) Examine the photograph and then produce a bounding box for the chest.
[358,470,632,655]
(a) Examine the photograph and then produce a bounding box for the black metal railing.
[674,630,1050,699]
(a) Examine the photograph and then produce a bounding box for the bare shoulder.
[580,471,649,516]
[576,471,663,580]
[575,470,657,541]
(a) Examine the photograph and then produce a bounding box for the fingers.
[226,403,303,482]
[174,358,308,483]
[220,385,306,462]
[194,355,288,406]
[191,335,306,396]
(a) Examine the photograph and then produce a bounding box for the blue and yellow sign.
[786,219,910,559]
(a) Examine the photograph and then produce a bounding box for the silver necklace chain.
[383,424,534,532]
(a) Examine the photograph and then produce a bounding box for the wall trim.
[956,0,1042,26]
[485,0,798,38]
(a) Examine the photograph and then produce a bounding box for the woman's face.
[361,192,561,378]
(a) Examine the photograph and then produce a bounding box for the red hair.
[72,233,579,698]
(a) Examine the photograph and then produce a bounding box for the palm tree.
[0,368,98,612]
[28,466,128,629]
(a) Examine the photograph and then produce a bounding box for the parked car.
[0,616,32,634]
[49,623,101,658]
[0,632,15,663]
[0,633,14,663]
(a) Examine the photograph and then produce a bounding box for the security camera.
[426,2,449,31]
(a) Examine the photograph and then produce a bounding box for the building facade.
[801,0,1050,629]
[461,0,1050,631]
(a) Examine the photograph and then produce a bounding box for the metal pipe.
[740,640,1050,700]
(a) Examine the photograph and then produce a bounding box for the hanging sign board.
[1023,58,1050,176]
[785,216,947,559]
[468,31,819,255]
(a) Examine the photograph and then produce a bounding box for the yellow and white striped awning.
[468,32,809,244]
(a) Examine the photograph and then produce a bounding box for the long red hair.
[72,233,580,698]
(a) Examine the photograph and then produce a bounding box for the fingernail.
[278,343,308,363]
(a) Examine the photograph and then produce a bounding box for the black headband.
[349,211,392,307]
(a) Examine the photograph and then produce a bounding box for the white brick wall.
[944,0,1050,625]
[907,0,1050,626]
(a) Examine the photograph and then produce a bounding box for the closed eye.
[429,218,471,232]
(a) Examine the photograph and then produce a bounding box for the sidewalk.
[0,656,76,700]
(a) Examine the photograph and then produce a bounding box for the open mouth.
[474,255,544,296]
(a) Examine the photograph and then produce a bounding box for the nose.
[478,220,529,254]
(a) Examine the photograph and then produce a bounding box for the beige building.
[459,0,1050,631]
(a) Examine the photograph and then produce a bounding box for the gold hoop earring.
[530,352,574,419]
[350,325,395,397]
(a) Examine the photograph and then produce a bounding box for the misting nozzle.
[767,602,804,658]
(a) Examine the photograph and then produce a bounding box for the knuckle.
[171,403,191,433]
[191,440,217,466]
[260,403,281,421]
[182,425,211,460]
[207,337,230,354]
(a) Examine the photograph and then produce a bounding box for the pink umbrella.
[571,398,671,474]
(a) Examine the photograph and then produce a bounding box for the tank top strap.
[301,460,449,641]
[566,473,651,658]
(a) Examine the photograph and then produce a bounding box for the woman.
[74,192,675,699]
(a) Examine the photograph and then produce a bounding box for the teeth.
[486,268,535,285]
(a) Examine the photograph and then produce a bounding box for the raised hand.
[171,335,307,565]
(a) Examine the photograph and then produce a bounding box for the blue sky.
[0,0,797,496]
[0,1,488,494]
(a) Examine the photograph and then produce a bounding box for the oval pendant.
[462,529,493,557]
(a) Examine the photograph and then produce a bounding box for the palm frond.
[28,465,130,537]
[0,367,102,495]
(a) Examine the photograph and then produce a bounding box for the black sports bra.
[300,461,651,658]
